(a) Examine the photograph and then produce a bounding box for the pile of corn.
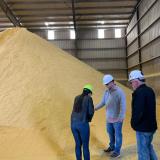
[0,28,159,160]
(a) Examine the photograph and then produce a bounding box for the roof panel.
[8,1,136,9]
[1,0,138,30]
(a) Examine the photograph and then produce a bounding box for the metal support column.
[71,0,78,58]
[0,0,21,26]
[136,9,142,70]
[125,28,129,79]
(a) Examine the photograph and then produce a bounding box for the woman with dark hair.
[71,84,94,160]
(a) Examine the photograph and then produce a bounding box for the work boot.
[104,147,114,153]
[110,152,121,158]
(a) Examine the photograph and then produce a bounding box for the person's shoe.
[110,152,121,158]
[103,147,114,153]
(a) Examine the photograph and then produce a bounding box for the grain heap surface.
[0,28,159,160]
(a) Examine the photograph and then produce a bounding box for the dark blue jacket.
[71,95,94,123]
[131,84,157,132]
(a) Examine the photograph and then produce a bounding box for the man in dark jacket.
[129,70,157,160]
[71,84,94,160]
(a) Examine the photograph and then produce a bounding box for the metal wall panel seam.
[127,29,160,58]
[127,14,160,47]
[126,0,157,36]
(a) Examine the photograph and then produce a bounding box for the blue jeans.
[71,122,90,160]
[106,121,123,154]
[136,131,157,160]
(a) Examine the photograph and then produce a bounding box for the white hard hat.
[103,74,114,85]
[129,70,144,81]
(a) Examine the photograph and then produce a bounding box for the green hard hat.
[83,84,93,92]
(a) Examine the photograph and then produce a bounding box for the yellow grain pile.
[0,28,159,160]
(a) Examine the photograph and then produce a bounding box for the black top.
[71,95,94,123]
[131,84,157,132]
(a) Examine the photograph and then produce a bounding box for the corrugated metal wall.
[32,28,127,81]
[126,0,160,95]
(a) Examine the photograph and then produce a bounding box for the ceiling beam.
[28,26,126,31]
[0,0,21,26]
[19,14,130,20]
[8,0,137,4]
[24,23,128,27]
[21,18,129,23]
[75,0,136,2]
[16,12,132,17]
[11,6,134,11]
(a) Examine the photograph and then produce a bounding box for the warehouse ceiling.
[0,0,138,31]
